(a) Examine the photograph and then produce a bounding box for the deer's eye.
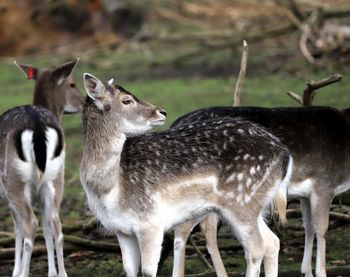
[122,99,133,105]
[70,83,76,88]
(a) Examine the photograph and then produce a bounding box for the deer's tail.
[273,154,293,225]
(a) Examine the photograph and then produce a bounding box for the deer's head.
[14,59,84,117]
[83,73,167,134]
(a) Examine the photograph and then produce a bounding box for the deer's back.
[0,105,64,196]
[172,106,349,186]
[119,117,290,214]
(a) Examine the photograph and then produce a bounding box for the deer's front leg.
[173,219,197,277]
[137,226,164,277]
[16,200,38,277]
[51,174,67,277]
[117,232,140,277]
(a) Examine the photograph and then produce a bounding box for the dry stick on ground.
[0,245,80,260]
[233,40,249,106]
[286,208,350,222]
[189,237,214,271]
[287,73,342,106]
[62,218,97,233]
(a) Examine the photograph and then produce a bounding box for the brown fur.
[0,59,82,277]
[81,74,292,277]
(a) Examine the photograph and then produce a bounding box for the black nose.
[158,109,167,117]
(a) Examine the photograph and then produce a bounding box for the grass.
[1,56,350,213]
[1,48,350,275]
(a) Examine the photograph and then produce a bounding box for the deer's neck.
[32,80,63,120]
[81,106,126,196]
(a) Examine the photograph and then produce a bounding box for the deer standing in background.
[170,103,350,277]
[0,59,83,277]
[80,73,293,277]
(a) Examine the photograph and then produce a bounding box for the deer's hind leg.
[50,174,68,277]
[300,198,314,277]
[40,181,59,277]
[10,207,24,277]
[222,211,272,277]
[259,216,280,277]
[9,192,38,277]
[310,192,332,277]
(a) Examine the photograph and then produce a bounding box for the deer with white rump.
[80,73,293,277]
[0,59,83,277]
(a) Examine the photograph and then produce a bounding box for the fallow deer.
[0,59,83,277]
[170,104,350,277]
[80,73,293,277]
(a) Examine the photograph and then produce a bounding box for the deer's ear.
[14,61,39,80]
[52,58,80,85]
[83,72,105,98]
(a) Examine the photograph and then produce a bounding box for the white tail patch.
[43,127,65,183]
[45,127,59,160]
[16,130,37,185]
[16,128,64,188]
[21,129,34,161]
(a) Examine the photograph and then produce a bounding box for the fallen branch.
[286,208,350,223]
[189,237,213,270]
[63,235,119,252]
[0,231,14,238]
[62,218,97,233]
[0,237,15,247]
[0,244,80,260]
[233,40,249,106]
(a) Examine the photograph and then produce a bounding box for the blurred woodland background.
[0,0,350,276]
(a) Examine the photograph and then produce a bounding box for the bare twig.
[303,73,342,106]
[286,73,342,106]
[299,25,316,64]
[274,0,306,21]
[189,236,213,270]
[233,40,249,106]
[287,91,303,105]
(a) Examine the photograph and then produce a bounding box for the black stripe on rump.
[14,130,26,162]
[30,110,48,173]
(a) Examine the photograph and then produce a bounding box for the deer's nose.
[157,109,167,117]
